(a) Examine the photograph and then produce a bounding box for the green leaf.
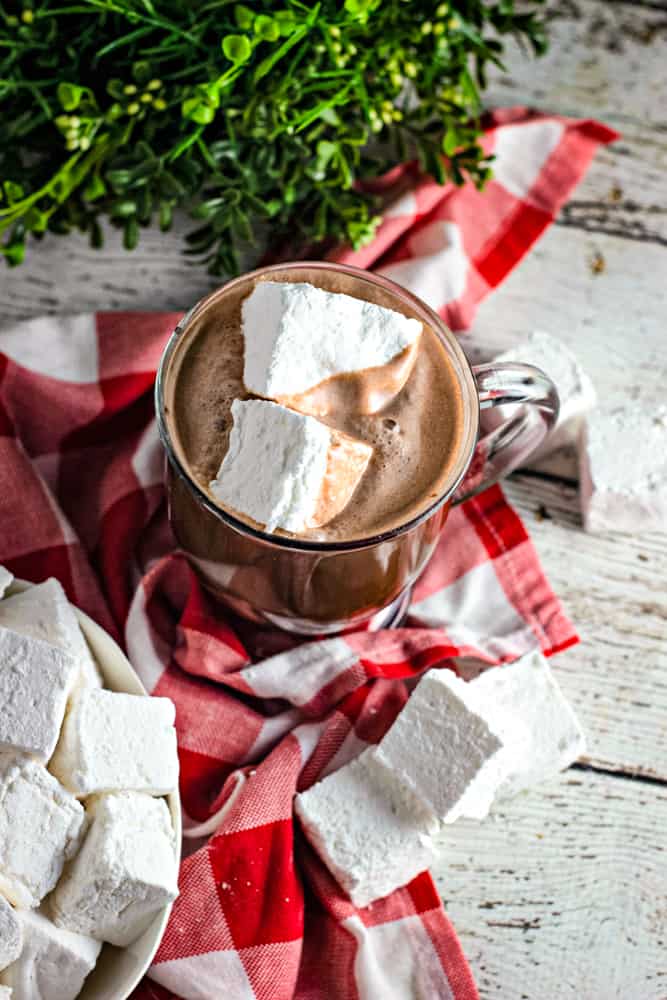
[112,200,137,218]
[222,34,252,64]
[83,175,106,201]
[234,5,254,30]
[3,181,24,204]
[2,240,25,267]
[57,82,86,112]
[442,126,459,157]
[254,16,280,42]
[107,169,133,193]
[123,217,139,250]
[159,201,173,231]
[132,60,151,84]
[182,99,216,125]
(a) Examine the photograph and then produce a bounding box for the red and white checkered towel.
[0,110,616,1000]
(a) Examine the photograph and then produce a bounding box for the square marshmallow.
[0,896,21,972]
[0,909,101,1000]
[0,758,84,909]
[0,579,101,689]
[580,405,667,534]
[373,668,504,823]
[375,654,585,824]
[295,748,439,908]
[242,280,422,405]
[50,688,179,797]
[0,987,10,999]
[210,398,372,534]
[52,792,178,947]
[495,331,596,459]
[0,628,79,762]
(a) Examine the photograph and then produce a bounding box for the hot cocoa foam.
[163,267,466,543]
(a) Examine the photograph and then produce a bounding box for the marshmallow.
[0,569,12,600]
[295,748,439,908]
[495,331,596,458]
[0,987,10,998]
[373,669,504,824]
[210,399,372,533]
[0,580,101,689]
[0,909,101,1000]
[0,758,84,909]
[0,897,21,972]
[0,628,79,762]
[50,688,178,798]
[242,281,422,416]
[580,405,667,534]
[52,792,178,947]
[375,655,585,824]
[469,650,586,801]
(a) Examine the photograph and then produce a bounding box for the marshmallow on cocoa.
[210,399,372,534]
[242,281,422,416]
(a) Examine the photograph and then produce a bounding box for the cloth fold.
[0,110,617,1000]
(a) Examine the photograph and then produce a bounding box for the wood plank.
[487,0,667,128]
[465,223,667,410]
[431,769,667,1000]
[502,473,667,780]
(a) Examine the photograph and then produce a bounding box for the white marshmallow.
[0,896,21,972]
[50,688,178,798]
[0,580,101,689]
[295,748,439,908]
[242,281,422,411]
[375,655,585,824]
[210,399,372,533]
[373,669,504,824]
[52,792,178,947]
[0,986,11,998]
[0,909,101,1000]
[0,628,79,762]
[469,650,586,801]
[0,569,12,600]
[0,758,84,909]
[495,331,596,458]
[580,405,667,534]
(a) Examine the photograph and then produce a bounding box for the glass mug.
[156,262,558,635]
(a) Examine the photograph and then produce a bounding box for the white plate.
[8,580,182,1000]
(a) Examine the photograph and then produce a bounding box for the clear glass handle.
[454,362,560,504]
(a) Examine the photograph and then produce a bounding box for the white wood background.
[1,1,666,996]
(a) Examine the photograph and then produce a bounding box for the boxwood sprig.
[0,0,547,273]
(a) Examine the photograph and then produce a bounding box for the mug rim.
[155,260,480,554]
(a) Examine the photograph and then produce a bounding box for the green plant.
[0,0,547,273]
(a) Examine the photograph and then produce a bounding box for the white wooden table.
[1,3,665,995]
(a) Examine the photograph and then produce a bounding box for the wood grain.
[432,769,667,1000]
[504,473,667,781]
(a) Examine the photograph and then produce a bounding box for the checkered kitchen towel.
[0,110,616,1000]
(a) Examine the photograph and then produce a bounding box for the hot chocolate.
[164,267,465,543]
[157,262,478,633]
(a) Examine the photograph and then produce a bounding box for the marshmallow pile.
[296,650,585,907]
[209,280,423,534]
[493,332,667,534]
[0,572,179,1000]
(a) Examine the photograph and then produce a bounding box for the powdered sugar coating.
[49,689,178,798]
[580,404,667,533]
[0,758,84,909]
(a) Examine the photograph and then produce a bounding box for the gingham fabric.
[0,110,616,1000]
